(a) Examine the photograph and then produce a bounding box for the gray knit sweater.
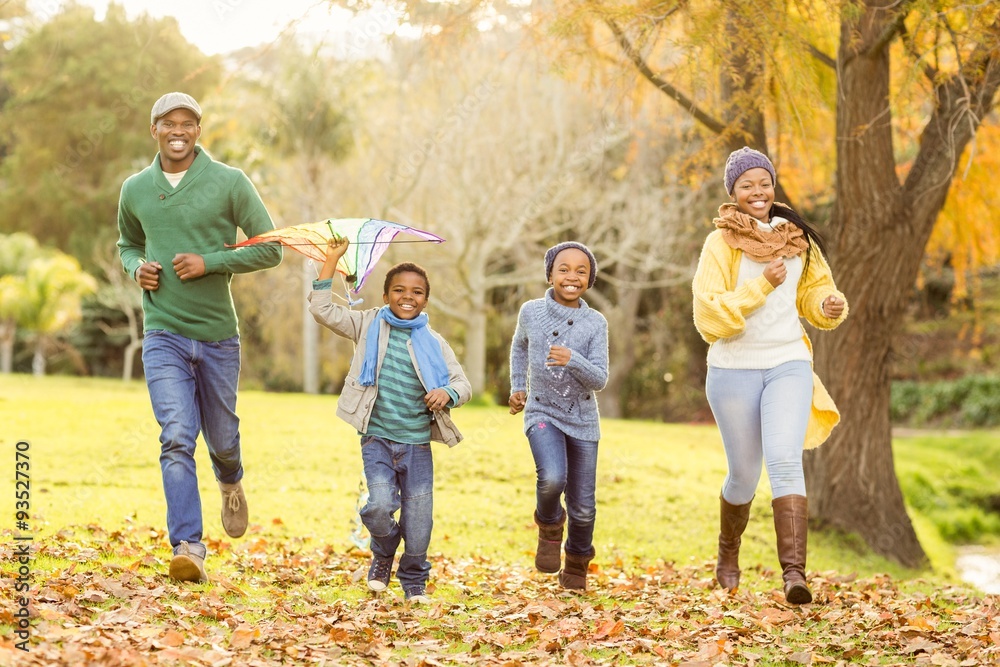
[510,289,609,441]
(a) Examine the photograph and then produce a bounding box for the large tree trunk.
[806,3,1000,567]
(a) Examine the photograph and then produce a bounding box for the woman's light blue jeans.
[706,360,813,505]
[527,422,598,556]
[359,435,434,589]
[142,329,243,560]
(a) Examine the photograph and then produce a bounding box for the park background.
[1,0,1000,664]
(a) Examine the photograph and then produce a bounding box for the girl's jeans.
[142,329,243,560]
[706,360,813,505]
[359,435,433,589]
[527,422,598,556]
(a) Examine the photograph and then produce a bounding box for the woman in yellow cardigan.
[692,147,848,604]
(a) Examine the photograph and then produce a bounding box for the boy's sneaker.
[403,585,430,604]
[219,480,248,538]
[169,541,208,583]
[367,555,393,591]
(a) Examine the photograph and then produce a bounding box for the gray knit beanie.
[724,146,776,195]
[544,242,598,288]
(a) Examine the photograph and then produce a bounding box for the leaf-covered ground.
[2,525,998,666]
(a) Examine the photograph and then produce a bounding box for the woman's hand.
[822,295,845,318]
[763,258,786,287]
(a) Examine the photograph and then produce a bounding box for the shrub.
[891,375,1000,428]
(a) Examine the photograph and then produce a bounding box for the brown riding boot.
[772,494,812,604]
[716,494,753,591]
[534,510,566,573]
[558,547,595,591]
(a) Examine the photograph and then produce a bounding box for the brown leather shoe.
[219,480,248,538]
[169,541,208,583]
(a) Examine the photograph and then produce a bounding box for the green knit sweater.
[117,146,282,342]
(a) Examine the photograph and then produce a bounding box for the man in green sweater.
[117,92,282,583]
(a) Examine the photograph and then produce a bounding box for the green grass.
[895,430,1000,544]
[5,374,1000,665]
[3,372,992,586]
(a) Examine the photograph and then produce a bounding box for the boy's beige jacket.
[308,290,472,446]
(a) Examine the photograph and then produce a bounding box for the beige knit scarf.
[713,202,809,261]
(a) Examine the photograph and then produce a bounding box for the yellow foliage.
[926,122,1000,301]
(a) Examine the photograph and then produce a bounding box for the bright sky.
[31,0,389,56]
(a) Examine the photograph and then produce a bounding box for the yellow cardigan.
[692,229,849,448]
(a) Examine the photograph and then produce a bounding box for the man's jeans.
[143,329,243,559]
[706,360,813,505]
[359,435,434,588]
[527,422,598,556]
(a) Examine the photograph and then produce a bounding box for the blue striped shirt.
[367,327,433,444]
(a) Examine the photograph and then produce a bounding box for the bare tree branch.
[604,18,726,135]
[808,43,836,69]
[904,15,1000,196]
[844,0,917,65]
[898,21,939,83]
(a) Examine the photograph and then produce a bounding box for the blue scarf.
[358,306,451,389]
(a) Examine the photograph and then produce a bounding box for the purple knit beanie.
[544,241,598,288]
[724,146,776,195]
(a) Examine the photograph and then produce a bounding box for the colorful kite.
[229,218,444,293]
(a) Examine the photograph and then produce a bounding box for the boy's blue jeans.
[527,422,598,556]
[705,360,813,506]
[360,435,434,589]
[142,329,244,560]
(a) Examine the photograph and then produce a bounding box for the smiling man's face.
[151,108,201,173]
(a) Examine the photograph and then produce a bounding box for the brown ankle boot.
[534,510,565,573]
[558,547,595,591]
[772,494,812,604]
[716,494,752,591]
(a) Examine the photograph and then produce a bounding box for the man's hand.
[136,261,162,291]
[172,253,206,281]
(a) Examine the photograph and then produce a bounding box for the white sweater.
[706,219,812,370]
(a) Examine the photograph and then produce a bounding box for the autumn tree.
[550,0,1000,566]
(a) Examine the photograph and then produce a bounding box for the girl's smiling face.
[732,167,775,221]
[549,248,591,307]
[383,271,428,319]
